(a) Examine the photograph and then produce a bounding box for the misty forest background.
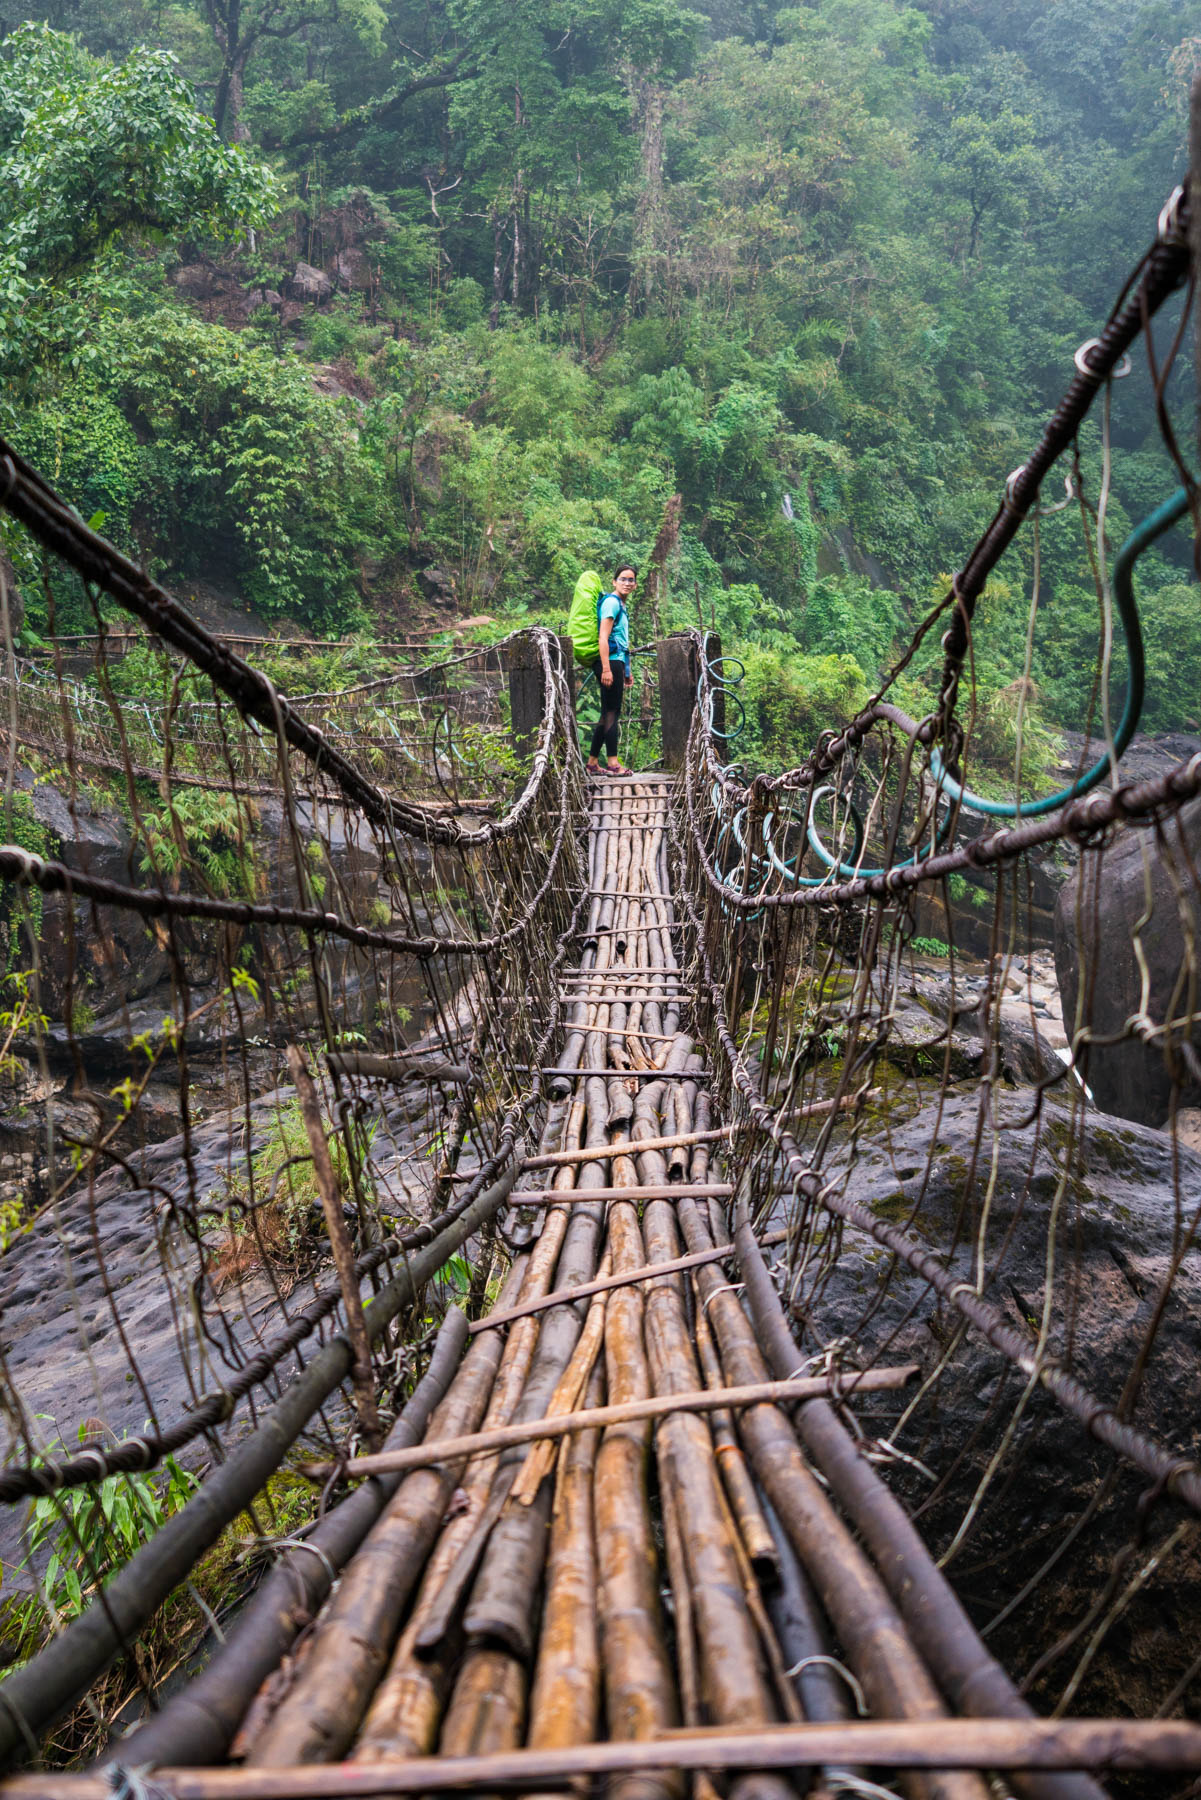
[1,0,1199,772]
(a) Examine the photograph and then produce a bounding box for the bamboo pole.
[593,1182,682,1800]
[508,1183,732,1203]
[468,1229,790,1337]
[675,1197,989,1800]
[0,1164,520,1769]
[730,1203,1107,1800]
[286,1046,381,1452]
[510,1265,610,1503]
[396,1110,590,1680]
[354,1236,560,1763]
[247,1273,523,1766]
[523,1364,603,1789]
[437,1648,526,1756]
[107,1309,472,1771]
[692,1304,778,1579]
[302,1370,918,1483]
[12,1720,1201,1796]
[520,1127,732,1173]
[461,1131,608,1658]
[637,1184,790,1800]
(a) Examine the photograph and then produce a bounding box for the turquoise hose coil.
[700,485,1192,894]
[927,483,1190,820]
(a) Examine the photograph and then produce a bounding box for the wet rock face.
[1054,799,1201,1127]
[795,1088,1201,1715]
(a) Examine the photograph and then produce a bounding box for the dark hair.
[614,562,638,581]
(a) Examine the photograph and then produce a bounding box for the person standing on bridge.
[586,563,637,778]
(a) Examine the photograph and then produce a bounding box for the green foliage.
[2,0,1197,747]
[102,309,385,624]
[1,1438,198,1664]
[1,796,51,961]
[738,646,868,771]
[1140,583,1201,732]
[909,936,951,959]
[0,23,277,384]
[138,788,256,899]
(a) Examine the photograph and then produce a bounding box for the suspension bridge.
[0,182,1198,1796]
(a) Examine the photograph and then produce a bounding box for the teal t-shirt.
[598,592,629,666]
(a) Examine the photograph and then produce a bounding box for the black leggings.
[588,659,627,758]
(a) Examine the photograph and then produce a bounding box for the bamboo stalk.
[510,1263,610,1503]
[398,1118,591,1676]
[523,1364,603,1790]
[638,1192,787,1788]
[730,1204,1107,1800]
[658,1465,725,1800]
[692,1305,778,1580]
[286,1046,381,1452]
[247,1279,520,1767]
[13,1719,1201,1797]
[109,1309,473,1772]
[354,1245,554,1763]
[438,1647,526,1756]
[462,1143,608,1658]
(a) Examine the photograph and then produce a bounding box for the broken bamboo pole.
[247,1266,529,1767]
[106,1308,472,1772]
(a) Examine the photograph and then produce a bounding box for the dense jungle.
[0,0,1198,766]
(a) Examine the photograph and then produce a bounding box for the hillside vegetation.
[1,0,1198,766]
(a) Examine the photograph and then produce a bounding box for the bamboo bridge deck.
[21,775,1153,1800]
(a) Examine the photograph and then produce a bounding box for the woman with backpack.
[585,563,637,777]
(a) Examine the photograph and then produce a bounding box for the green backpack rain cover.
[566,569,605,665]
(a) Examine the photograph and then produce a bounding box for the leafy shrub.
[0,24,276,385]
[104,309,387,626]
[739,645,868,770]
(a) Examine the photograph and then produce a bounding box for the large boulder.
[791,1087,1201,1716]
[1054,797,1201,1126]
[290,260,333,304]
